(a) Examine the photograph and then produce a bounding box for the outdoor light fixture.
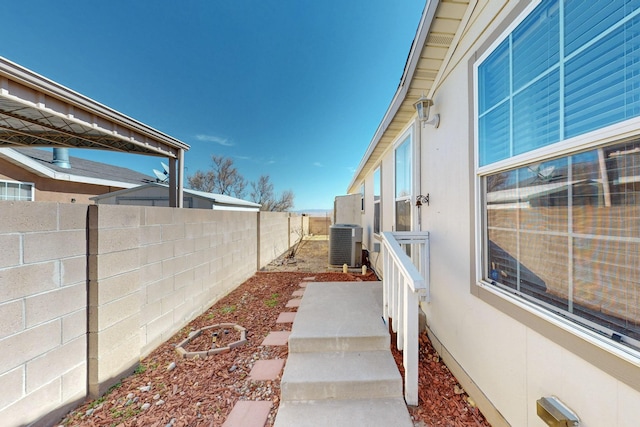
[414,94,440,128]
[536,396,580,426]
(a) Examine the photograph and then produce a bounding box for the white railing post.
[382,248,390,324]
[397,277,404,350]
[380,231,429,407]
[403,288,419,406]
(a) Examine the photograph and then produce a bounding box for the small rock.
[125,399,133,406]
[153,393,161,400]
[139,385,151,392]
[126,392,134,399]
[454,385,465,395]
[467,396,476,407]
[141,403,151,410]
[85,408,94,417]
[167,362,176,371]
[133,397,139,403]
[156,399,165,406]
[229,365,237,372]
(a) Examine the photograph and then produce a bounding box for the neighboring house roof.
[91,183,262,210]
[0,147,155,188]
[178,185,262,209]
[348,0,471,192]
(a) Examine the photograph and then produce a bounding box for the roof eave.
[347,0,441,193]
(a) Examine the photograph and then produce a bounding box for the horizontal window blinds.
[478,0,640,166]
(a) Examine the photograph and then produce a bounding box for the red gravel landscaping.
[59,271,490,426]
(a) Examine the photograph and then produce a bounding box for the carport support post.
[177,148,185,208]
[169,153,184,208]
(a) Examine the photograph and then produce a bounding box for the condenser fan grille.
[329,224,362,267]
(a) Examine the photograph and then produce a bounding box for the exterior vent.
[329,224,363,267]
[427,33,455,46]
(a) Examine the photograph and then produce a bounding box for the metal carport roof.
[0,56,190,206]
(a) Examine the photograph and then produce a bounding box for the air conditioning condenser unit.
[329,224,363,267]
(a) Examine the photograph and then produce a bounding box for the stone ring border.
[175,323,248,359]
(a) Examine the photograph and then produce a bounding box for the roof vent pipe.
[52,148,71,169]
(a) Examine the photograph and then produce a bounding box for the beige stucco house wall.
[0,148,155,204]
[0,156,128,204]
[350,1,640,426]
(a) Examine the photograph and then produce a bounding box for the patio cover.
[0,56,190,207]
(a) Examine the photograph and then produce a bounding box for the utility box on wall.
[329,224,363,267]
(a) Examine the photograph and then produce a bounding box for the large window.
[478,0,640,166]
[477,0,640,349]
[0,180,34,201]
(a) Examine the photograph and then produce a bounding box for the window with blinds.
[395,137,412,233]
[477,0,640,349]
[0,180,34,201]
[478,0,640,166]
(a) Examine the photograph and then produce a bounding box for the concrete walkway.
[274,281,413,427]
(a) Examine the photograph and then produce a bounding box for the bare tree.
[250,174,295,212]
[188,155,247,198]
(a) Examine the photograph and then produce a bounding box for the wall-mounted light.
[416,194,429,207]
[536,396,580,426]
[413,95,440,128]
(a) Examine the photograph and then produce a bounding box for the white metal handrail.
[380,231,430,406]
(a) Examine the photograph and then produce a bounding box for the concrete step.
[280,350,403,401]
[274,397,414,427]
[288,281,389,353]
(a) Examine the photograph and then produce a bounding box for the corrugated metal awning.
[0,56,190,206]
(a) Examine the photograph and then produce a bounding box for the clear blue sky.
[0,1,424,210]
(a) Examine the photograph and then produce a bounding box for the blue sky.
[0,1,424,210]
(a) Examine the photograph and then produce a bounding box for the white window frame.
[473,0,640,358]
[0,179,35,201]
[393,129,414,232]
[373,167,381,235]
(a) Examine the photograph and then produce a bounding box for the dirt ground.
[261,236,334,273]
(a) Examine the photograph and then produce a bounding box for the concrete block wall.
[258,212,293,268]
[88,205,258,397]
[309,216,331,235]
[0,203,294,425]
[0,201,88,426]
[289,215,304,250]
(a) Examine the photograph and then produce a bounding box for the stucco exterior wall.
[357,1,640,425]
[334,194,361,225]
[0,202,296,426]
[0,158,126,204]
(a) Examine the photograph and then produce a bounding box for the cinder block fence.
[0,202,308,426]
